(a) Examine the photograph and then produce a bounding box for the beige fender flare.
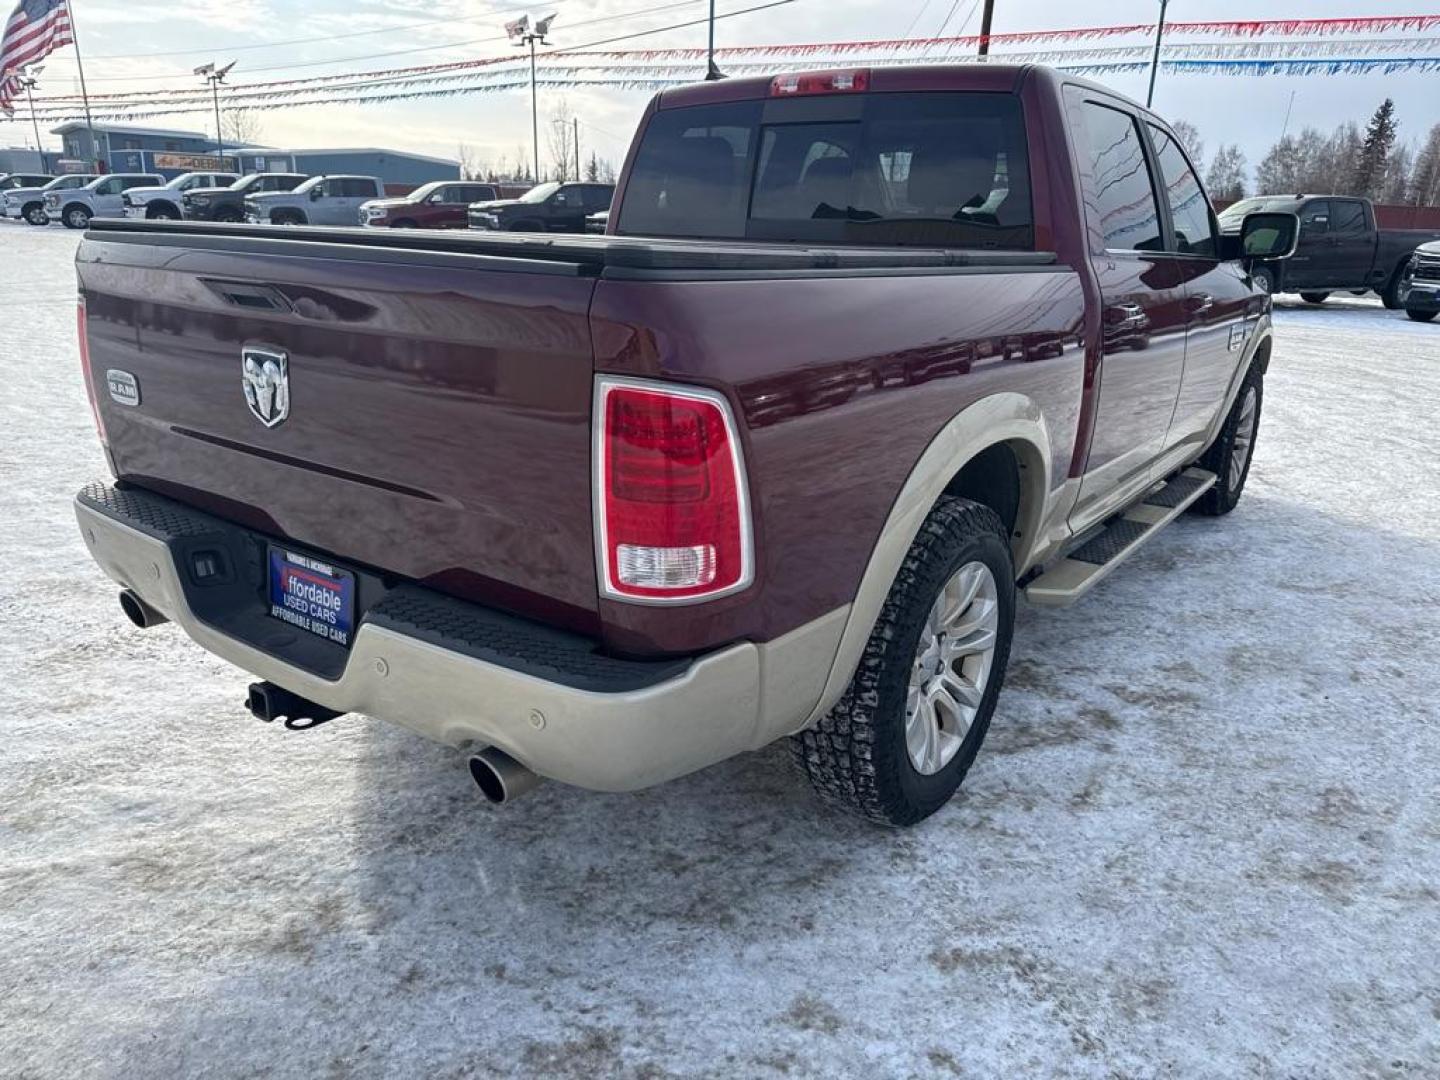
[791,392,1054,733]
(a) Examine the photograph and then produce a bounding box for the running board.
[1024,468,1217,607]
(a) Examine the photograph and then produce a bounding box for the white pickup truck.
[121,171,239,220]
[4,174,95,226]
[45,173,165,229]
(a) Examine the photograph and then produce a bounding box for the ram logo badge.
[241,347,290,428]
[106,369,140,407]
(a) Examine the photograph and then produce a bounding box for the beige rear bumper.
[76,497,846,792]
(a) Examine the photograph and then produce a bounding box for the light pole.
[1145,0,1168,108]
[19,66,44,157]
[194,60,236,164]
[508,15,555,184]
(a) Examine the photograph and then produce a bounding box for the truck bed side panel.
[78,238,601,629]
[590,268,1087,654]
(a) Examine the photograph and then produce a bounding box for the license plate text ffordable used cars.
[71,63,1298,825]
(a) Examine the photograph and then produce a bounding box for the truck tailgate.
[77,231,601,628]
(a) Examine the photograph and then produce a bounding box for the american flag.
[0,0,74,114]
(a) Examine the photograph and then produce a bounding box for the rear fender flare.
[797,392,1052,730]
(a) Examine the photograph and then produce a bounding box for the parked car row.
[3,169,615,234]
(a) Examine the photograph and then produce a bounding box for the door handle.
[1104,301,1146,330]
[1187,293,1214,316]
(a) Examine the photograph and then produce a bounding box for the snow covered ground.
[2,222,1438,1078]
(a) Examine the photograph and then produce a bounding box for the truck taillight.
[77,297,107,446]
[595,377,753,602]
[769,69,870,97]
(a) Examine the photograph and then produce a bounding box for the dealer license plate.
[268,548,355,647]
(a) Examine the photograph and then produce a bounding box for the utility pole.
[19,68,44,157]
[1145,0,1168,108]
[705,0,723,79]
[194,61,236,164]
[976,0,995,56]
[1279,89,1297,142]
[509,14,555,185]
[573,116,580,182]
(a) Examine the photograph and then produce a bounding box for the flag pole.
[64,0,99,169]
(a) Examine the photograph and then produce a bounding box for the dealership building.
[43,122,459,185]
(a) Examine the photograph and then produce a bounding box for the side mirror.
[552,192,568,205]
[1239,211,1299,262]
[309,186,323,201]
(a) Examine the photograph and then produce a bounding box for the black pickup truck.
[182,172,309,222]
[1218,194,1440,307]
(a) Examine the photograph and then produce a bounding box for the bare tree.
[546,99,575,182]
[221,109,264,147]
[1169,119,1205,172]
[457,142,489,181]
[1205,144,1247,201]
[1381,144,1413,205]
[1411,123,1440,205]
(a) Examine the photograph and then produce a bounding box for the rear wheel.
[790,497,1015,826]
[1407,308,1437,323]
[23,203,47,226]
[62,204,91,229]
[1381,268,1407,309]
[1300,291,1330,304]
[1191,364,1262,516]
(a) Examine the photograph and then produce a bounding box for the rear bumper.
[75,482,840,791]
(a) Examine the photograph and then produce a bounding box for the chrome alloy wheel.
[905,561,1000,775]
[1230,385,1258,488]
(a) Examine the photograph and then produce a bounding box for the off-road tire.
[1249,265,1276,295]
[1191,364,1263,516]
[790,497,1015,827]
[1407,308,1437,323]
[1300,291,1330,304]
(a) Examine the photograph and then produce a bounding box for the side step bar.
[1025,468,1217,607]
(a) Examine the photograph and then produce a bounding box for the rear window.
[616,92,1034,248]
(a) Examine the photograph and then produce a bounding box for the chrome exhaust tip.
[468,747,542,805]
[119,589,167,629]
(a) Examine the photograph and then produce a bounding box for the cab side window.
[1079,102,1163,253]
[1147,124,1217,257]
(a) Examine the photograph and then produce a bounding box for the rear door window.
[1330,199,1367,232]
[617,92,1033,248]
[1078,102,1162,253]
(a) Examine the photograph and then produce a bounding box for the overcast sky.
[8,0,1439,180]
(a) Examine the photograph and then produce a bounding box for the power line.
[83,0,581,59]
[46,0,709,82]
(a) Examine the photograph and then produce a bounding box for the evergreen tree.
[1351,98,1398,199]
[1381,144,1413,205]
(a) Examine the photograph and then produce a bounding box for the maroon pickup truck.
[72,65,1296,825]
[360,180,529,229]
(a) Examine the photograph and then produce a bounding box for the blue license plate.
[268,548,355,647]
